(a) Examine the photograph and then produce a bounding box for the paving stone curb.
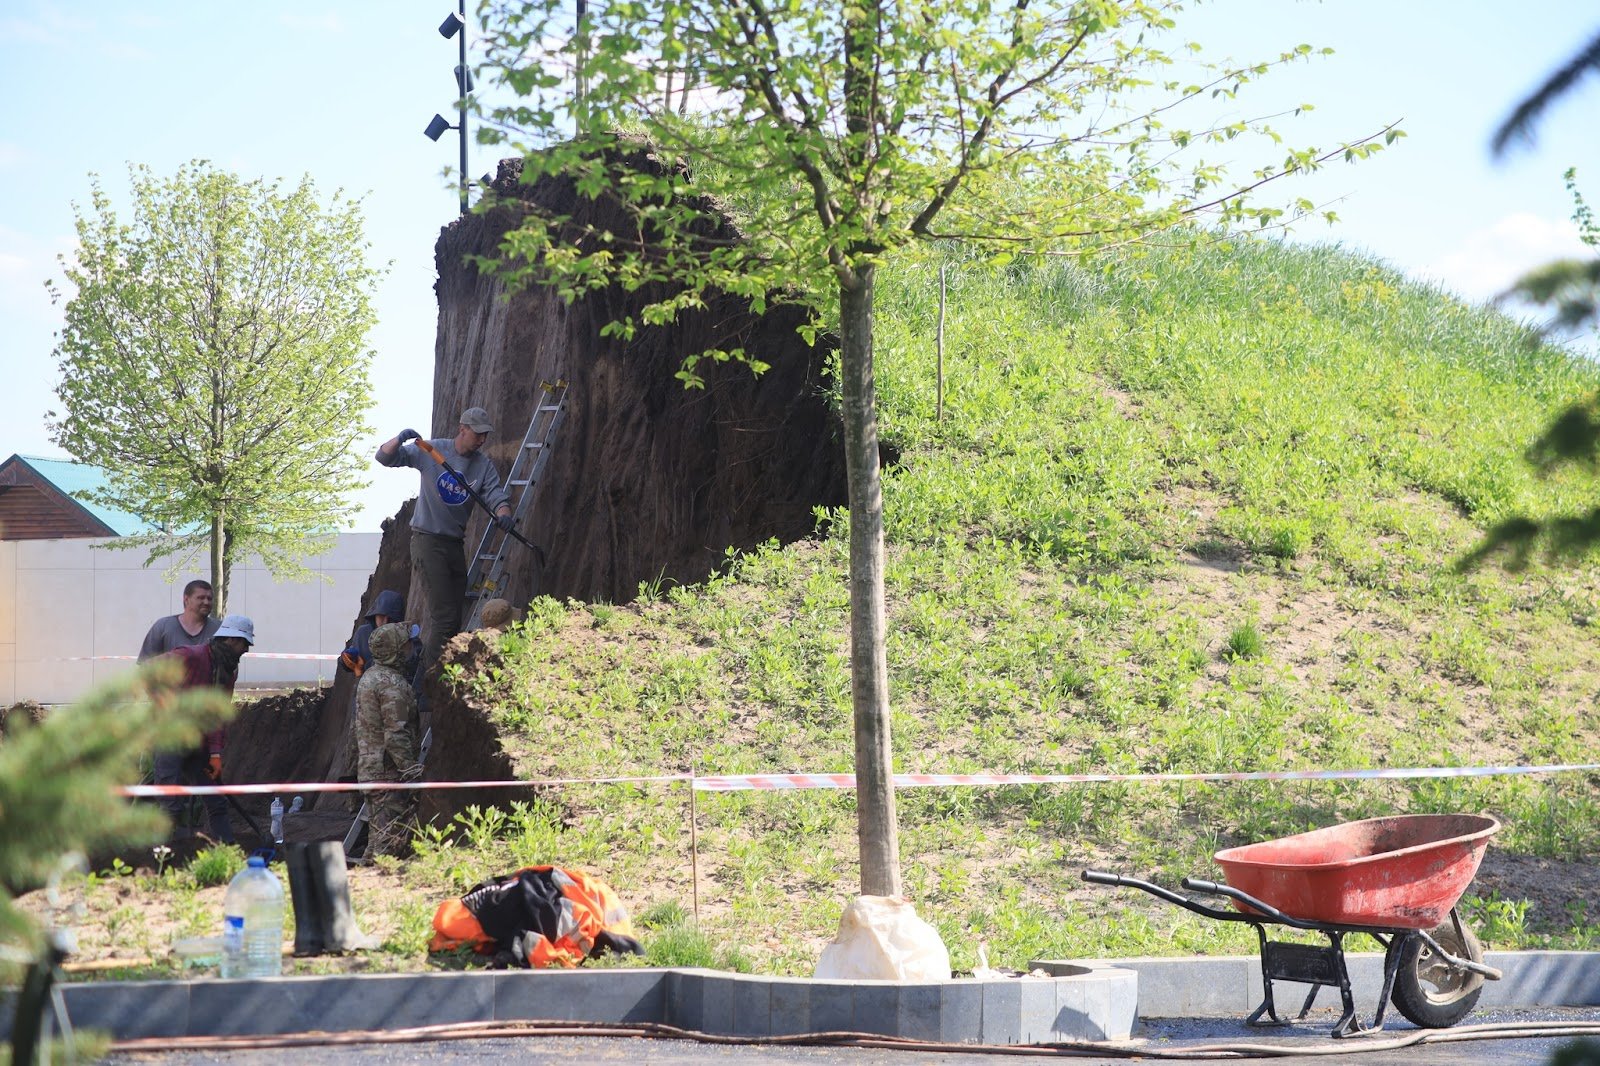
[1032,951,1600,1019]
[1,965,1138,1046]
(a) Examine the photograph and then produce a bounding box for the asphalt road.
[104,1009,1600,1066]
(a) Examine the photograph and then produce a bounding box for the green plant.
[1225,621,1265,661]
[187,844,245,888]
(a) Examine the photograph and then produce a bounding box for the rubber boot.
[310,841,380,952]
[286,843,326,956]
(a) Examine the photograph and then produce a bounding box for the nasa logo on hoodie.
[436,470,469,506]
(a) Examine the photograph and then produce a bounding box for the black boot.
[286,843,325,956]
[309,841,379,952]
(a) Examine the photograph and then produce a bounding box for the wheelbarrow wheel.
[1390,920,1485,1028]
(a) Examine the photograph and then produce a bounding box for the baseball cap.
[214,615,255,646]
[460,407,493,433]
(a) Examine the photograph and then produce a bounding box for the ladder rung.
[521,442,544,450]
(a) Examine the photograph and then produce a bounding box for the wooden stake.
[689,771,701,923]
[937,261,947,423]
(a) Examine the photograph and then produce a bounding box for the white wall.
[0,534,381,705]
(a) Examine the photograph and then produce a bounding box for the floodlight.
[439,11,464,38]
[424,114,452,141]
[455,64,474,94]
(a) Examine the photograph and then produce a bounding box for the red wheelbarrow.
[1084,814,1503,1037]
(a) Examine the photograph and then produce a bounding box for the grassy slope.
[38,237,1600,979]
[403,238,1600,974]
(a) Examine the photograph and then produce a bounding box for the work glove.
[206,753,223,782]
[495,512,516,532]
[339,647,364,675]
[400,763,426,783]
[397,428,421,444]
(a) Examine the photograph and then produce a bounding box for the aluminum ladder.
[342,380,570,858]
[462,379,569,630]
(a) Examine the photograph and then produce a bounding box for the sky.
[1,2,1597,532]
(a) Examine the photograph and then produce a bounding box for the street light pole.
[456,0,467,215]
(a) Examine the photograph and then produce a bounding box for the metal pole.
[575,0,587,127]
[458,0,468,214]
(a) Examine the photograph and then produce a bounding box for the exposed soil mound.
[416,631,518,827]
[416,148,846,614]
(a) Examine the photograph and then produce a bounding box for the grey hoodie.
[377,437,510,539]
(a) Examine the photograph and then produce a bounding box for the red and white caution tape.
[55,653,338,662]
[117,761,1600,798]
[120,774,689,798]
[692,763,1600,791]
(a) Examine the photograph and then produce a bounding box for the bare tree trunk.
[211,507,227,615]
[839,267,901,898]
[210,386,227,614]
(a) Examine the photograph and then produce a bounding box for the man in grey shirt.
[137,579,221,662]
[376,407,514,692]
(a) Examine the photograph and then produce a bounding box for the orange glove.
[339,649,364,676]
[206,754,223,782]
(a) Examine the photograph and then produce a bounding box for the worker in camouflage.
[355,622,423,860]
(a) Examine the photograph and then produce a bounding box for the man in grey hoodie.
[376,408,514,691]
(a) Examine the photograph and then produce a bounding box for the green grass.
[38,235,1600,978]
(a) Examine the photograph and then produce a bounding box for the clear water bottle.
[269,797,284,844]
[221,855,284,978]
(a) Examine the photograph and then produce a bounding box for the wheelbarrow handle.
[1081,870,1244,922]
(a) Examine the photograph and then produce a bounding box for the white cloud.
[1417,213,1592,303]
[98,40,153,62]
[0,11,95,46]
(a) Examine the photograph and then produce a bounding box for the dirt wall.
[271,147,846,827]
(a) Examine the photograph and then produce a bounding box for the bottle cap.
[247,856,267,868]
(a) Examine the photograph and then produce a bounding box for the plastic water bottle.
[221,856,284,978]
[269,798,284,844]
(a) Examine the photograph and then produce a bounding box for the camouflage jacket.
[355,661,419,780]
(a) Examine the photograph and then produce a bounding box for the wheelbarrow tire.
[1390,921,1485,1029]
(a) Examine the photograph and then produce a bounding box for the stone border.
[2,966,1138,1046]
[1032,951,1600,1019]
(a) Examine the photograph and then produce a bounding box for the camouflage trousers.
[363,778,416,860]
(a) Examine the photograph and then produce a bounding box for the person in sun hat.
[375,408,513,699]
[150,614,255,844]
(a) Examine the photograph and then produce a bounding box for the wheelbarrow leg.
[1245,925,1289,1027]
[1325,932,1363,1038]
[1364,932,1406,1035]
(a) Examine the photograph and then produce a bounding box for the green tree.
[1461,28,1600,570]
[1492,28,1600,336]
[47,161,385,612]
[477,0,1393,894]
[1,663,228,1064]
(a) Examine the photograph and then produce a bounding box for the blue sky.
[1,2,1597,532]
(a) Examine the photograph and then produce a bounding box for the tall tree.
[47,161,385,612]
[477,0,1393,895]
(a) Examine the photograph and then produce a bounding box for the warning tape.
[120,775,690,798]
[116,761,1600,798]
[692,762,1600,791]
[55,653,338,662]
